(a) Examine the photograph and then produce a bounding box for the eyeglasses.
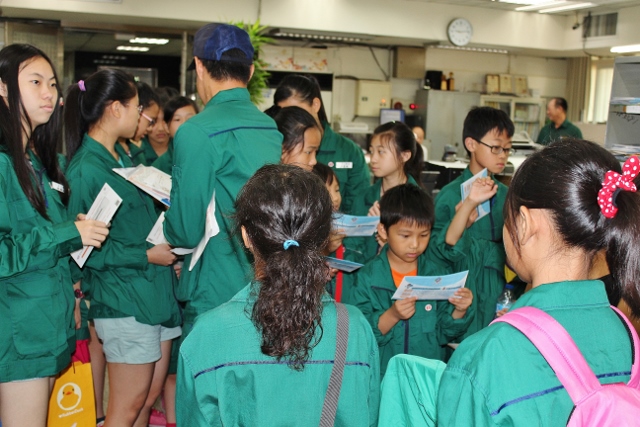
[473,138,515,156]
[140,111,156,127]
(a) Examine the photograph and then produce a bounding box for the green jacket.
[151,140,174,175]
[0,147,82,382]
[349,176,419,263]
[66,134,180,327]
[437,280,633,426]
[122,140,147,166]
[432,167,507,338]
[536,119,583,146]
[164,88,283,330]
[352,246,474,376]
[139,136,167,165]
[177,284,380,426]
[317,124,370,214]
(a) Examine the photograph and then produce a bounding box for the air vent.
[584,13,617,38]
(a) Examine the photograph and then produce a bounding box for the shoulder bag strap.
[319,302,350,427]
[610,305,640,387]
[492,306,601,404]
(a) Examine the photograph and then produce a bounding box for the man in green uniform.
[536,97,583,145]
[164,23,283,337]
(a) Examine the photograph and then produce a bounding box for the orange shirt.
[391,268,418,288]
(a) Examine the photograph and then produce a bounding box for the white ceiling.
[408,0,640,14]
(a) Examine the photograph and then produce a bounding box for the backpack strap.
[319,302,350,427]
[610,306,640,388]
[493,307,601,404]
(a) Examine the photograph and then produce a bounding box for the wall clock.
[447,18,473,47]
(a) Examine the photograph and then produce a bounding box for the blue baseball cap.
[188,23,254,70]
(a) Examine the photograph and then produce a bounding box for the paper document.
[189,191,220,271]
[325,257,364,273]
[71,184,123,268]
[332,214,379,237]
[146,212,194,256]
[391,271,469,300]
[460,168,491,222]
[113,165,171,206]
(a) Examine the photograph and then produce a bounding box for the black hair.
[263,104,281,119]
[312,162,338,187]
[235,164,333,370]
[64,69,137,160]
[136,81,160,110]
[0,44,69,217]
[379,183,434,230]
[504,138,640,318]
[553,97,568,112]
[201,49,252,85]
[163,96,199,124]
[462,106,515,157]
[372,121,424,185]
[273,74,328,123]
[274,106,322,155]
[155,86,179,108]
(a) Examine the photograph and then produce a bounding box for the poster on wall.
[514,75,529,97]
[261,45,294,70]
[499,74,513,94]
[293,47,328,72]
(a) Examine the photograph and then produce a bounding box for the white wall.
[265,44,567,127]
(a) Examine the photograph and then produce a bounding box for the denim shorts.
[94,317,181,364]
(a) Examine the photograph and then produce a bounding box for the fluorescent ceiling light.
[610,44,640,53]
[116,46,150,52]
[434,45,508,54]
[500,0,550,4]
[538,2,594,13]
[516,1,569,11]
[129,37,170,45]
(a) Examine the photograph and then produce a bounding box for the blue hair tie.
[283,239,299,250]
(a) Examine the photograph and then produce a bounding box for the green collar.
[512,280,609,311]
[320,122,339,151]
[207,87,251,108]
[232,282,335,303]
[82,134,132,168]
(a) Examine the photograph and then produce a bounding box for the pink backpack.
[493,306,640,426]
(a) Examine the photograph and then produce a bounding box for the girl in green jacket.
[438,139,640,426]
[178,164,380,426]
[351,121,424,262]
[274,74,370,214]
[274,105,322,172]
[0,44,108,427]
[64,69,181,427]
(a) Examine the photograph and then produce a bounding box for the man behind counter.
[536,97,583,145]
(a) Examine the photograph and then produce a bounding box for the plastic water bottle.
[496,284,515,312]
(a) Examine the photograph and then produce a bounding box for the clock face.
[447,18,473,47]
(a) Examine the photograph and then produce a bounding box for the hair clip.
[78,80,86,92]
[597,156,639,219]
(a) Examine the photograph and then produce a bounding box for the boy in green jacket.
[431,106,514,339]
[352,184,474,376]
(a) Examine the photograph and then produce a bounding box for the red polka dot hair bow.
[597,156,639,219]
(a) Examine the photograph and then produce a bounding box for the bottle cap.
[505,284,515,289]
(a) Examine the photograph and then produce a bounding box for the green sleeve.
[437,365,496,427]
[67,170,148,271]
[0,174,81,278]
[427,220,472,265]
[366,325,381,427]
[352,267,394,347]
[164,125,216,248]
[177,350,217,426]
[435,299,475,345]
[341,145,370,215]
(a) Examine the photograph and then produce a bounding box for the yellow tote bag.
[47,361,96,427]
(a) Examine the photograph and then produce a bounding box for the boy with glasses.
[431,106,515,339]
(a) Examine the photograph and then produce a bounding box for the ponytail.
[504,139,640,318]
[604,181,640,318]
[64,69,137,161]
[235,164,333,370]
